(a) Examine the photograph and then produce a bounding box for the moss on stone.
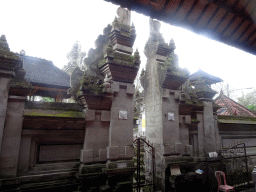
[120,24,131,32]
[24,110,84,118]
[80,75,103,96]
[191,118,200,123]
[98,59,106,68]
[218,115,256,121]
[0,50,20,60]
[113,52,135,64]
[25,101,82,111]
[10,79,32,89]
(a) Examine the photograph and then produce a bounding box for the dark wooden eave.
[105,0,256,56]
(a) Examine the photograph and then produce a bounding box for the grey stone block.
[80,149,93,163]
[185,115,191,124]
[107,146,119,160]
[85,109,95,121]
[119,82,127,89]
[125,145,134,158]
[163,144,174,155]
[174,91,180,100]
[156,55,167,62]
[111,81,119,93]
[175,143,183,154]
[126,83,135,95]
[113,44,133,54]
[185,145,193,155]
[162,89,170,98]
[101,111,111,121]
[99,149,107,162]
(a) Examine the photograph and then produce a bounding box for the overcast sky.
[1,0,256,98]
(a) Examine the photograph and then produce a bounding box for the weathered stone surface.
[162,88,170,98]
[113,44,133,54]
[163,144,174,155]
[38,144,82,162]
[0,100,25,177]
[0,78,11,152]
[126,83,135,95]
[162,94,180,146]
[108,88,134,150]
[174,91,180,100]
[80,149,93,163]
[111,81,120,93]
[82,112,109,163]
[18,136,31,174]
[85,109,95,121]
[101,110,111,121]
[203,101,217,153]
[107,146,119,160]
[179,123,189,155]
[125,145,134,158]
[175,143,182,154]
[106,159,134,169]
[99,149,107,162]
[197,113,205,157]
[185,145,193,155]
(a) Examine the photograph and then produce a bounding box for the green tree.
[238,90,256,111]
[40,97,55,102]
[212,82,237,100]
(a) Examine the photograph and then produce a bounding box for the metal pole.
[244,143,250,188]
[137,138,140,192]
[152,147,155,191]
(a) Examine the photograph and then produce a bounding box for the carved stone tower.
[70,7,140,192]
[64,41,86,75]
[141,19,190,191]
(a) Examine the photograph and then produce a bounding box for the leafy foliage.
[212,82,237,100]
[238,90,256,111]
[40,97,55,102]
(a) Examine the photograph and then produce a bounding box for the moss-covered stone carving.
[80,75,103,96]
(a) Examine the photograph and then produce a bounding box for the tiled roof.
[22,55,70,88]
[214,91,256,117]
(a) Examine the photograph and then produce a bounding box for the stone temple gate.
[0,5,240,192]
[69,7,141,191]
[140,18,223,191]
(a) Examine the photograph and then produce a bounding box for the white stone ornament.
[117,7,131,26]
[168,112,174,121]
[119,110,128,120]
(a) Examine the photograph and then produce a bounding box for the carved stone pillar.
[141,19,190,191]
[74,7,140,192]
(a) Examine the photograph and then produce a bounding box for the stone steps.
[16,162,81,192]
[20,178,79,192]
